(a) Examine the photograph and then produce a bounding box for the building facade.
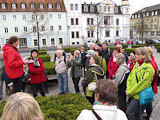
[0,0,67,48]
[130,4,160,42]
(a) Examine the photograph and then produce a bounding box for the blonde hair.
[1,92,44,120]
[135,47,151,63]
[146,47,153,57]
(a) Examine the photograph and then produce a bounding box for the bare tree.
[23,12,49,50]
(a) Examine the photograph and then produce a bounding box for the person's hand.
[9,85,13,93]
[23,61,28,65]
[126,92,130,97]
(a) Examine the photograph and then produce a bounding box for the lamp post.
[67,25,70,48]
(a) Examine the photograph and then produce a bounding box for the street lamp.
[67,25,70,48]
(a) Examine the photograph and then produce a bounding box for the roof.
[0,0,66,12]
[133,4,160,14]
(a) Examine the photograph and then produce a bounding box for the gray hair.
[116,53,126,64]
[56,50,62,54]
[74,50,80,56]
[57,45,62,50]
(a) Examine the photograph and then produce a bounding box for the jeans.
[57,74,69,93]
[126,97,141,120]
[141,103,152,120]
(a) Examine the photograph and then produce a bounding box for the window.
[58,14,61,19]
[50,14,52,18]
[71,32,75,38]
[56,3,61,9]
[72,42,75,45]
[87,31,90,37]
[21,3,26,9]
[151,31,154,36]
[32,15,35,20]
[24,27,27,32]
[84,6,88,12]
[75,4,78,10]
[104,16,110,25]
[4,28,8,33]
[59,38,63,44]
[76,31,79,38]
[91,31,94,37]
[155,11,158,16]
[30,3,35,8]
[104,6,107,12]
[48,4,52,9]
[33,26,36,32]
[12,3,16,9]
[15,27,18,32]
[157,31,160,36]
[40,4,44,9]
[77,42,79,45]
[42,39,46,46]
[41,15,44,20]
[70,4,73,10]
[116,19,119,25]
[42,26,45,31]
[71,18,74,25]
[90,6,94,12]
[34,39,38,46]
[116,30,119,37]
[23,15,26,20]
[91,18,94,25]
[51,38,55,45]
[1,3,6,9]
[50,26,54,31]
[59,26,62,30]
[13,15,16,20]
[108,6,110,12]
[19,38,27,47]
[105,30,110,37]
[87,18,90,25]
[3,15,6,20]
[76,18,79,25]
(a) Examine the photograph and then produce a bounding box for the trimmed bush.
[122,44,128,49]
[43,62,56,75]
[0,94,92,120]
[125,48,136,55]
[38,50,47,55]
[108,46,114,51]
[39,54,51,62]
[64,47,80,55]
[132,44,147,48]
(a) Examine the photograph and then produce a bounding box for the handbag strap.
[135,72,139,83]
[92,110,102,120]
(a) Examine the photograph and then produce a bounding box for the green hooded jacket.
[99,56,107,75]
[82,64,104,97]
[126,62,155,100]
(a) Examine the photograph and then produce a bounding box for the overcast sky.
[81,0,160,14]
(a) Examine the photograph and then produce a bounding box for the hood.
[2,44,17,52]
[90,65,104,76]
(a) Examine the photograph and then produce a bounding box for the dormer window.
[90,6,94,12]
[155,11,158,15]
[40,4,44,9]
[12,3,16,9]
[1,3,6,9]
[152,11,154,16]
[21,3,26,9]
[56,3,61,9]
[115,7,118,13]
[84,5,88,12]
[30,3,35,8]
[48,4,52,9]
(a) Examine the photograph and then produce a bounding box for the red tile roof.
[0,0,66,12]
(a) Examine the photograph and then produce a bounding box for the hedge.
[43,62,56,75]
[39,54,51,62]
[0,94,92,120]
[132,44,147,48]
[122,44,128,49]
[38,50,47,55]
[124,48,136,55]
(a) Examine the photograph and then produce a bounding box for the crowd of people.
[0,36,160,120]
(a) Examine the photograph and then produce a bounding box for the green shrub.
[38,50,47,55]
[122,44,128,49]
[108,46,114,51]
[132,44,147,48]
[125,48,136,55]
[43,62,56,75]
[64,48,80,55]
[0,94,92,120]
[39,54,51,62]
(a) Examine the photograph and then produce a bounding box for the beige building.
[130,4,160,42]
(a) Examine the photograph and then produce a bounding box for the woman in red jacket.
[108,47,120,79]
[2,36,26,93]
[28,49,46,97]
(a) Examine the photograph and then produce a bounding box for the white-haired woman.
[115,53,130,113]
[127,53,136,71]
[67,50,82,93]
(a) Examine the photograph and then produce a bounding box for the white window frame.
[1,3,6,9]
[56,3,61,9]
[12,3,16,9]
[75,4,78,10]
[48,4,52,9]
[3,15,6,20]
[13,15,16,20]
[30,3,35,8]
[21,3,26,9]
[40,4,44,9]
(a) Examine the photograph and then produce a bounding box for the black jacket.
[101,48,112,65]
